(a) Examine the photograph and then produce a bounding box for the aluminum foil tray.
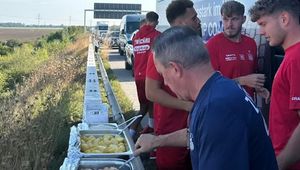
[88,123,118,130]
[79,129,133,158]
[77,158,133,170]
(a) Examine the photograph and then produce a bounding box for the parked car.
[104,31,119,48]
[124,30,138,76]
[99,32,107,44]
[119,14,145,56]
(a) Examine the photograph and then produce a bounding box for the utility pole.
[37,14,40,26]
[69,16,72,26]
[84,9,88,32]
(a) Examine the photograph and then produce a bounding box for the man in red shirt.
[206,1,268,99]
[129,12,161,137]
[250,0,300,169]
[145,0,200,169]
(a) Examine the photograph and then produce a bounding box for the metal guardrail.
[95,48,145,170]
[96,52,125,124]
[82,43,109,123]
[60,37,144,170]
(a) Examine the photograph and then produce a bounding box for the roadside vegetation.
[0,27,87,169]
[0,28,61,43]
[0,27,135,169]
[100,47,136,120]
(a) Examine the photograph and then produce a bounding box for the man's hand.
[134,134,158,156]
[237,74,265,89]
[256,87,270,104]
[134,129,188,156]
[184,101,194,112]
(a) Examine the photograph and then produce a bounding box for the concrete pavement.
[106,48,155,169]
[106,48,150,127]
[105,48,154,128]
[106,49,140,111]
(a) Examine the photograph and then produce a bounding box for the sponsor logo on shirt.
[247,50,254,61]
[134,45,150,53]
[134,37,150,45]
[225,54,237,61]
[239,54,245,60]
[291,97,300,101]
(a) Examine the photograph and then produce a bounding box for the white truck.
[96,22,109,38]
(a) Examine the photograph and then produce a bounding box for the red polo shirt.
[133,25,160,80]
[146,52,191,170]
[269,42,300,170]
[206,33,258,96]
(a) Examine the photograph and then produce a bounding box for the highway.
[105,48,155,170]
[105,48,150,127]
[106,49,139,110]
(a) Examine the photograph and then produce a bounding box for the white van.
[118,14,145,56]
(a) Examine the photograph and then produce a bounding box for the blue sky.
[0,0,156,26]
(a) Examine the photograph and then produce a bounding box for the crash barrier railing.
[60,36,144,170]
[95,43,144,170]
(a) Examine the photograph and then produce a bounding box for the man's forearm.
[234,76,245,85]
[234,74,265,89]
[146,78,193,111]
[134,128,188,156]
[277,111,300,169]
[148,88,192,111]
[155,128,188,148]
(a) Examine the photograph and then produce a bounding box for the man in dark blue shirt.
[189,72,273,169]
[134,26,278,170]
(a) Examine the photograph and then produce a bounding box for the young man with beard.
[249,0,300,169]
[135,26,278,170]
[206,1,268,99]
[144,0,201,169]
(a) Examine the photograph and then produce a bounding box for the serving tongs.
[117,115,143,135]
[118,156,136,169]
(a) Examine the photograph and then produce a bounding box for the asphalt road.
[106,48,150,127]
[106,49,139,110]
[106,48,156,170]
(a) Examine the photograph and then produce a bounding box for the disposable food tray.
[79,129,133,158]
[88,123,118,130]
[77,158,133,170]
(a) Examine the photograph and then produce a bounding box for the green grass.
[101,55,136,120]
[0,26,84,96]
[0,29,87,169]
[0,27,136,169]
